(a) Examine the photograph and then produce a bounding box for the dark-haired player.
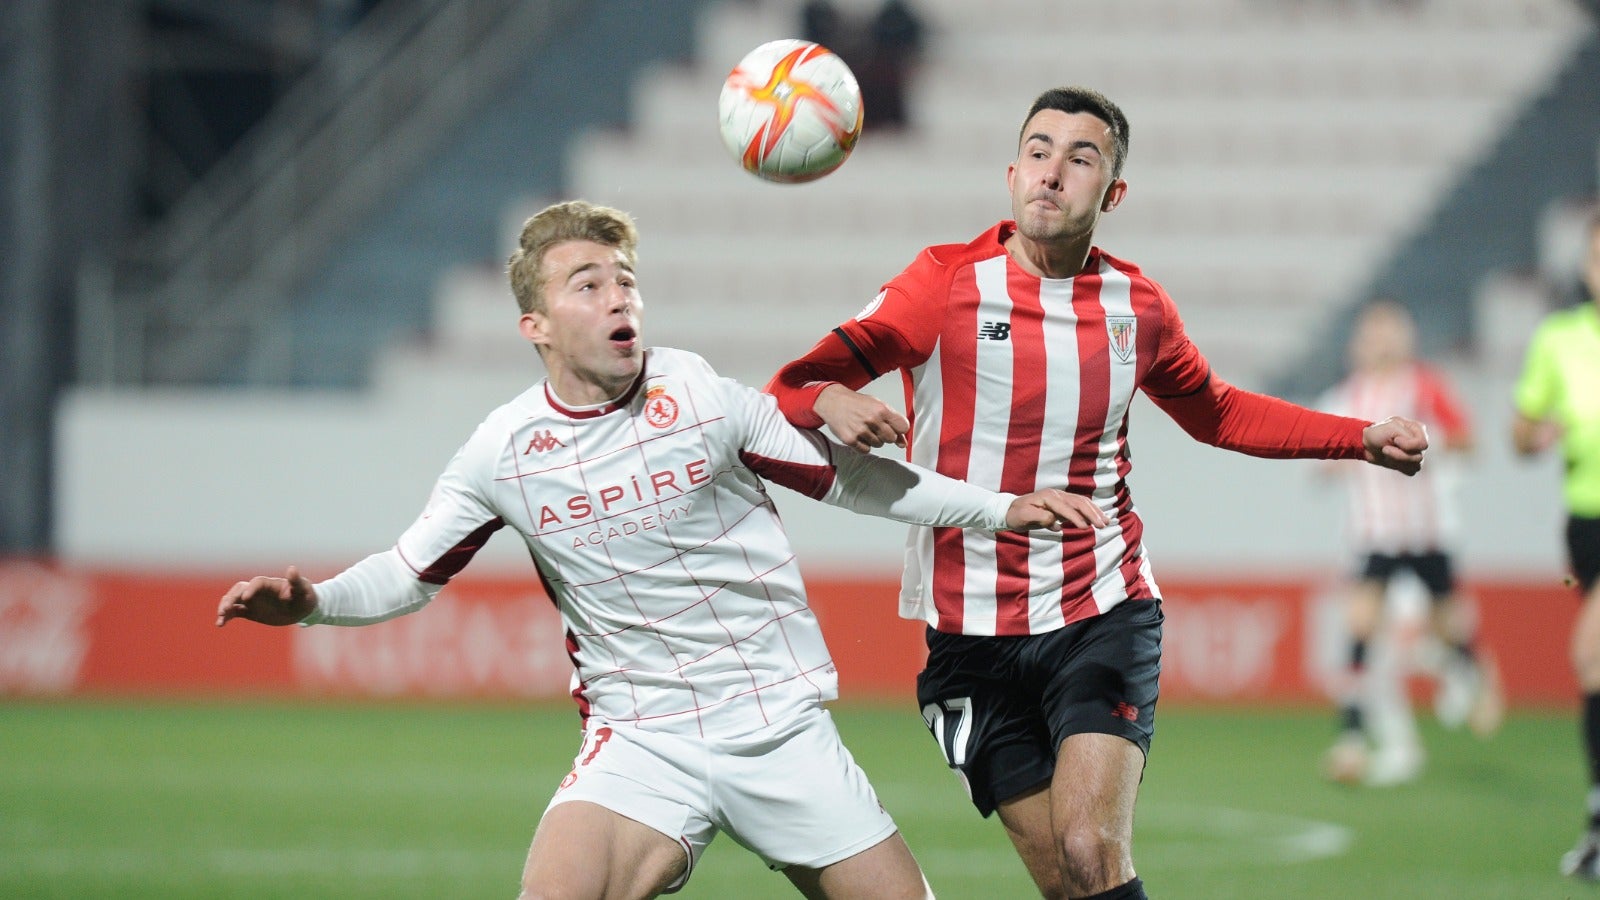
[767,86,1430,899]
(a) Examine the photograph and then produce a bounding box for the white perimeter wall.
[54,363,1566,579]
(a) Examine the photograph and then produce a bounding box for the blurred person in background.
[1514,209,1600,881]
[800,0,925,131]
[861,0,925,131]
[765,86,1430,900]
[1318,299,1501,789]
[800,0,845,54]
[214,200,1098,900]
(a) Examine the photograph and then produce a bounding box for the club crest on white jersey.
[643,385,680,429]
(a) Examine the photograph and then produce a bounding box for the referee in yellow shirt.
[1515,210,1600,880]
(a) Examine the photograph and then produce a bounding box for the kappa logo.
[523,430,566,455]
[643,385,679,429]
[978,321,1011,341]
[1106,316,1136,363]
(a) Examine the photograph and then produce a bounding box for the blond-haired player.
[217,200,1099,900]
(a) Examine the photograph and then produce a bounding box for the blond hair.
[507,200,639,314]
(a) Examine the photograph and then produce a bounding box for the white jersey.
[304,347,1013,738]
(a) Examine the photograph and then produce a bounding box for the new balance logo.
[1112,702,1139,722]
[978,321,1011,341]
[523,430,565,454]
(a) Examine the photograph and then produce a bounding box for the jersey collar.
[544,360,647,419]
[996,220,1103,278]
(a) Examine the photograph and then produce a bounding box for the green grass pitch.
[0,700,1583,898]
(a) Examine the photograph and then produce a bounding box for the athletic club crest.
[1106,316,1137,363]
[643,385,679,429]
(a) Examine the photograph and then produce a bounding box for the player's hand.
[216,566,318,627]
[1005,489,1108,532]
[1362,416,1429,476]
[815,384,909,453]
[1512,413,1562,457]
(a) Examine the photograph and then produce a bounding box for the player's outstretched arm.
[815,384,909,453]
[216,566,317,627]
[1361,416,1429,476]
[1006,489,1108,532]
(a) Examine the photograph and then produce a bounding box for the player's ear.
[519,311,550,349]
[1101,177,1128,213]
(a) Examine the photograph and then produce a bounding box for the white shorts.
[543,706,898,891]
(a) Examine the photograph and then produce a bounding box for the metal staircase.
[77,0,583,386]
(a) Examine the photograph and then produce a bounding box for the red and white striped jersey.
[768,222,1371,637]
[305,347,1013,737]
[1319,363,1471,554]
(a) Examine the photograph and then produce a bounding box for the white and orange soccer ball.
[718,39,863,184]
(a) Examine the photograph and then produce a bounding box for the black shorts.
[914,598,1162,818]
[1358,550,1456,598]
[1570,515,1600,595]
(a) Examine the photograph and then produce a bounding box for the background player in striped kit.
[1515,210,1600,881]
[1318,299,1501,788]
[214,200,1100,900]
[766,87,1430,900]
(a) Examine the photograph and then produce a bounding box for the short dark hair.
[1019,87,1130,179]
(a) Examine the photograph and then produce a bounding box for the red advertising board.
[0,560,1579,707]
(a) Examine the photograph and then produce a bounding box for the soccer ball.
[718,39,863,184]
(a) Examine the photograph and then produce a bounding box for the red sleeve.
[1138,284,1366,458]
[764,330,878,428]
[1148,375,1370,459]
[1415,364,1472,444]
[1136,282,1213,398]
[765,250,946,427]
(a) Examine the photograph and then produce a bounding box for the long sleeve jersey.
[767,221,1371,637]
[303,347,1015,737]
[1514,302,1600,517]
